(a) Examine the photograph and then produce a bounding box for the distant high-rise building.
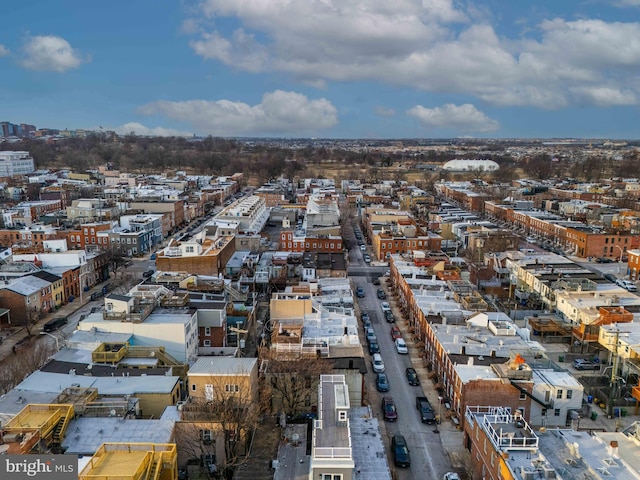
[0,151,36,176]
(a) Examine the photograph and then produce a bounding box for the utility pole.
[607,328,628,418]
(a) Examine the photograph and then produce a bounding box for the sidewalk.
[0,282,109,362]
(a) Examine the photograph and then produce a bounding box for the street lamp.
[40,332,60,351]
[434,395,443,434]
[79,271,91,304]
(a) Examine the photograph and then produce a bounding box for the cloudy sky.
[1,0,640,138]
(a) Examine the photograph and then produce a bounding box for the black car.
[405,367,420,386]
[596,257,614,263]
[604,273,617,283]
[377,288,386,299]
[384,311,395,323]
[361,312,370,323]
[368,341,380,355]
[391,435,411,468]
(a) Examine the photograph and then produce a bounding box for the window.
[205,327,211,336]
[566,390,573,399]
[519,391,527,400]
[203,340,211,347]
[321,475,342,480]
[554,409,560,416]
[541,408,547,416]
[225,384,239,393]
[191,384,196,391]
[556,389,563,399]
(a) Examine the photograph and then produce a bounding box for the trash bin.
[587,395,593,404]
[622,409,627,417]
[591,412,598,421]
[614,408,620,417]
[559,356,565,362]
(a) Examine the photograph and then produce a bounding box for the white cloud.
[21,35,84,72]
[570,86,637,106]
[0,45,10,57]
[138,90,338,136]
[186,2,640,109]
[375,106,396,117]
[407,103,499,133]
[112,122,192,137]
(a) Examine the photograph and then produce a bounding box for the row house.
[0,225,60,251]
[279,231,343,253]
[389,255,540,426]
[66,222,113,251]
[13,200,62,222]
[435,182,488,212]
[156,235,235,276]
[0,275,53,326]
[66,198,119,222]
[372,228,441,261]
[129,198,185,233]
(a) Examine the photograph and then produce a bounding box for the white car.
[443,473,461,480]
[380,301,391,312]
[395,338,408,354]
[372,353,385,373]
[616,279,637,292]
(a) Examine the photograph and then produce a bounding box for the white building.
[0,151,35,176]
[213,195,269,234]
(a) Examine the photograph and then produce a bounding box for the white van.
[372,353,385,373]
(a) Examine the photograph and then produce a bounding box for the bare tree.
[260,348,331,417]
[0,341,55,394]
[179,373,260,477]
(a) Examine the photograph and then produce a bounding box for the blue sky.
[1,0,640,138]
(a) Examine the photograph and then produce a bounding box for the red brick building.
[279,231,343,253]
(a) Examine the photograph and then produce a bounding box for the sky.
[1,0,640,139]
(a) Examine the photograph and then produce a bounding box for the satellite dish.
[109,409,117,417]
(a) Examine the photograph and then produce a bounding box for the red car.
[382,396,398,422]
[390,325,402,340]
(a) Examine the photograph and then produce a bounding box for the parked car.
[416,396,436,424]
[377,288,386,299]
[360,244,366,252]
[380,302,391,312]
[405,367,420,386]
[43,317,67,333]
[363,319,372,332]
[390,325,402,340]
[384,311,396,323]
[596,257,614,263]
[444,473,461,480]
[143,269,155,278]
[366,329,378,345]
[372,353,385,373]
[395,338,408,354]
[603,273,617,283]
[391,435,411,468]
[361,312,370,323]
[372,278,381,285]
[382,396,398,421]
[356,287,365,298]
[376,373,390,392]
[368,341,380,355]
[616,279,637,292]
[363,253,371,263]
[573,359,600,371]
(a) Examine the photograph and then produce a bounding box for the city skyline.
[1,1,640,139]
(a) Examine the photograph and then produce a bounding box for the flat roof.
[349,407,392,480]
[189,356,257,376]
[62,417,175,455]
